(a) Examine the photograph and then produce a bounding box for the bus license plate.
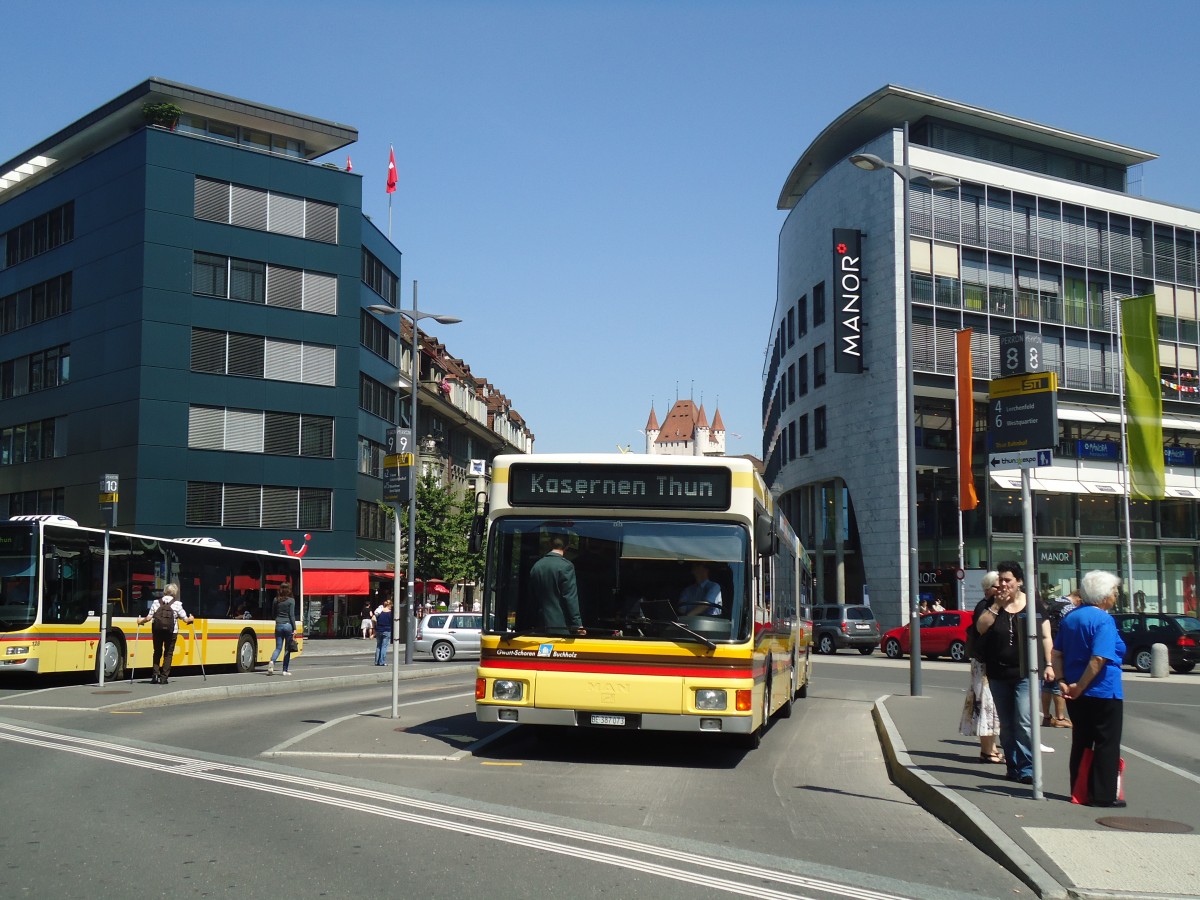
[590,713,626,726]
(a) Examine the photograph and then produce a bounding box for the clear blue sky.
[7,1,1200,454]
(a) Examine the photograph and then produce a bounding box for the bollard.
[1150,642,1170,678]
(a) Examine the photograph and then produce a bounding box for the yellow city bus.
[474,454,811,748]
[0,515,302,679]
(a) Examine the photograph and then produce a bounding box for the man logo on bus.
[538,643,554,657]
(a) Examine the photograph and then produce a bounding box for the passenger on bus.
[677,562,723,616]
[529,533,585,635]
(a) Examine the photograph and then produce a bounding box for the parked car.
[415,612,483,661]
[881,610,974,662]
[1111,613,1199,673]
[811,604,880,655]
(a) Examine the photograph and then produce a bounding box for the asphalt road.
[0,653,1085,899]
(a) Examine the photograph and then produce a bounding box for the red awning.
[303,570,371,596]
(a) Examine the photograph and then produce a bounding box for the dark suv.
[811,604,880,655]
[1111,613,1199,673]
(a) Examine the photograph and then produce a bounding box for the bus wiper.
[635,617,716,651]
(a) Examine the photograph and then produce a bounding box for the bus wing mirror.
[468,515,486,554]
[755,514,776,556]
[468,491,489,554]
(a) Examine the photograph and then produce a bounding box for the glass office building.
[765,85,1200,628]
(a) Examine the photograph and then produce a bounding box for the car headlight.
[492,679,524,702]
[695,689,727,710]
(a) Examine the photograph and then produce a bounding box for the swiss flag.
[386,147,397,194]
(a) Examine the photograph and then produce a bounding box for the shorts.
[1041,678,1061,696]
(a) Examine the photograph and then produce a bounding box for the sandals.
[1050,717,1072,728]
[979,752,1005,764]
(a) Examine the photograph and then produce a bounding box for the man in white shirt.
[677,562,723,616]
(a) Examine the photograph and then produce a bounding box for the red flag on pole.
[346,156,352,173]
[386,146,397,194]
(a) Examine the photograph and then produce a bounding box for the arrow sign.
[988,449,1053,470]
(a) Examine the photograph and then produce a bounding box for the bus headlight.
[492,679,524,702]
[695,689,727,710]
[5,646,30,656]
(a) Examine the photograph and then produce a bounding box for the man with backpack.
[137,583,194,685]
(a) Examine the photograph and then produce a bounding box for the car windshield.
[481,517,750,642]
[0,525,37,632]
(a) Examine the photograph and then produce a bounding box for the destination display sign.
[508,464,732,510]
[988,372,1059,453]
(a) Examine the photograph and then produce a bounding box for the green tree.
[411,473,484,589]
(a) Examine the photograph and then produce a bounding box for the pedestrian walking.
[360,601,374,640]
[137,582,193,685]
[1052,570,1127,807]
[373,598,393,665]
[268,582,296,675]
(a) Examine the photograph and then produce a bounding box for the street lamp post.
[850,123,959,697]
[370,280,460,719]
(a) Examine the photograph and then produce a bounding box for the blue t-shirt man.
[1054,604,1125,699]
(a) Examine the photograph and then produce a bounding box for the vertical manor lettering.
[833,228,864,374]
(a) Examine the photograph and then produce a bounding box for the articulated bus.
[0,515,302,679]
[474,454,812,747]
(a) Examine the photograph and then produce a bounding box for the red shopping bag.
[1071,748,1126,804]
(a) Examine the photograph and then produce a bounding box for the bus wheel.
[235,634,257,673]
[97,632,125,681]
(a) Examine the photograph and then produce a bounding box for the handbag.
[1070,747,1126,804]
[286,636,298,653]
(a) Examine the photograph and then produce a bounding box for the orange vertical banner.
[956,329,979,511]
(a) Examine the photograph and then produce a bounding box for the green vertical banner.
[1120,294,1165,499]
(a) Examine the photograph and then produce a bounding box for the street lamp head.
[849,153,887,172]
[430,315,462,325]
[367,303,398,315]
[924,174,961,192]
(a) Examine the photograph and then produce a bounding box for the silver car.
[415,613,482,661]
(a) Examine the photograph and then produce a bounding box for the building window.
[814,406,827,450]
[1,272,72,334]
[798,354,808,396]
[357,499,394,541]
[188,405,334,457]
[0,417,62,466]
[0,344,70,399]
[813,282,826,326]
[3,486,65,518]
[2,202,74,269]
[193,252,336,314]
[186,482,333,529]
[361,311,398,365]
[797,295,808,337]
[797,414,809,456]
[814,343,826,388]
[360,374,398,423]
[193,177,337,244]
[362,249,399,304]
[190,329,335,386]
[786,308,795,348]
[786,421,796,462]
[787,363,796,405]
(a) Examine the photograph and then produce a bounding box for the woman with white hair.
[960,571,1003,763]
[1051,570,1126,807]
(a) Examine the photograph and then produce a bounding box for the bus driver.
[677,562,723,616]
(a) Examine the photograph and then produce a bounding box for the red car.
[880,610,974,662]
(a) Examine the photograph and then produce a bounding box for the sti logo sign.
[833,229,863,374]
